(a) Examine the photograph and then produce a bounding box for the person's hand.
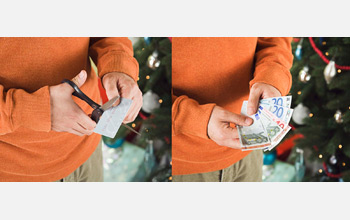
[49,70,97,136]
[207,106,253,149]
[102,72,142,123]
[247,82,281,115]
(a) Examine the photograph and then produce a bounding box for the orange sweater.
[172,37,293,175]
[0,37,138,181]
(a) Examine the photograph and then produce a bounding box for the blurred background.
[93,37,172,182]
[263,37,350,182]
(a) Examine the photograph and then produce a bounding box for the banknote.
[238,96,293,152]
[259,96,292,108]
[238,101,271,151]
[259,102,294,124]
[94,98,133,138]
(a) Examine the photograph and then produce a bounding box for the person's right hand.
[49,70,96,136]
[207,106,253,149]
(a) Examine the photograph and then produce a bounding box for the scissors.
[62,79,141,136]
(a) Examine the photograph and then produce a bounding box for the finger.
[123,92,142,123]
[247,87,261,115]
[225,111,253,126]
[220,126,240,139]
[73,105,96,130]
[69,128,85,136]
[72,123,92,136]
[103,79,121,107]
[71,70,87,88]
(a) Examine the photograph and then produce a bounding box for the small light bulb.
[142,48,145,51]
[342,163,346,167]
[325,52,329,56]
[339,144,343,149]
[322,41,326,45]
[319,169,323,173]
[131,123,136,128]
[338,69,342,73]
[170,161,172,165]
[137,77,140,81]
[297,91,302,95]
[319,154,323,159]
[309,113,314,117]
[146,75,150,80]
[159,99,163,104]
[169,176,172,181]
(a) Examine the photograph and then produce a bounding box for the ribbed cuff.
[11,86,51,132]
[172,95,216,140]
[250,62,292,96]
[98,51,139,82]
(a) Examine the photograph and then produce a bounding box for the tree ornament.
[294,37,304,60]
[334,110,344,124]
[324,60,336,84]
[292,103,310,125]
[298,66,311,83]
[141,90,161,114]
[147,50,161,70]
[329,155,337,165]
[144,37,151,45]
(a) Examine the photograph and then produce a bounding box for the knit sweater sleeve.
[172,91,216,139]
[0,85,51,135]
[249,37,294,95]
[89,37,139,82]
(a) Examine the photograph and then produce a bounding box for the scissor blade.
[100,96,120,111]
[123,123,141,136]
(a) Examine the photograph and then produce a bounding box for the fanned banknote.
[237,96,293,151]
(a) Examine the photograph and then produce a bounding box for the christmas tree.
[290,37,350,181]
[102,37,172,182]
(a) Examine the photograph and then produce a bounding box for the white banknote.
[259,96,292,108]
[94,98,133,138]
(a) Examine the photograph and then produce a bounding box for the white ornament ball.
[324,60,336,84]
[292,103,310,125]
[142,90,161,113]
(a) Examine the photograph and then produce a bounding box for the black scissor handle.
[62,79,101,110]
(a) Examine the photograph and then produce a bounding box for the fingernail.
[245,118,253,125]
[79,70,85,79]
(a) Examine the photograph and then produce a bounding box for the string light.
[145,128,149,132]
[322,41,327,45]
[325,52,329,56]
[170,161,172,165]
[319,169,323,173]
[169,176,172,181]
[297,91,302,95]
[339,144,343,149]
[309,113,314,117]
[338,69,342,73]
[159,99,163,104]
[342,163,346,167]
[131,123,136,128]
[137,77,140,81]
[142,48,145,51]
[146,75,150,80]
[319,154,323,159]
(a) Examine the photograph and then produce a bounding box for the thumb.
[225,111,253,126]
[71,70,87,88]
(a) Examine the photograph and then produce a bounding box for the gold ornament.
[298,66,311,83]
[334,110,343,124]
[147,50,161,70]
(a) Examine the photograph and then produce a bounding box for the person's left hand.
[102,72,143,123]
[247,82,281,115]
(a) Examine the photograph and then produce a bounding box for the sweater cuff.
[249,61,292,96]
[172,95,216,140]
[11,86,51,132]
[98,51,139,82]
